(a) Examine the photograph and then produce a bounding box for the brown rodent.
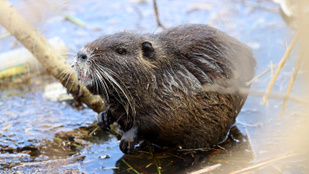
[73,24,255,153]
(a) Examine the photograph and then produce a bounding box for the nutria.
[73,24,255,154]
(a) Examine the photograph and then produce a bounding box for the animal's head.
[73,32,167,114]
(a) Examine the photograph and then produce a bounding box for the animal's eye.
[116,48,127,55]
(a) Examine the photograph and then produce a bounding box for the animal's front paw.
[97,106,114,131]
[120,127,139,154]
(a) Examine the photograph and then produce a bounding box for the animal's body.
[74,24,255,153]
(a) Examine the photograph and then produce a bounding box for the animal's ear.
[141,41,155,59]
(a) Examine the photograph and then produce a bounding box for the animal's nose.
[77,51,88,62]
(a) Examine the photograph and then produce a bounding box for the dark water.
[1,0,304,173]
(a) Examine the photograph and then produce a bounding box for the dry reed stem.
[280,49,304,117]
[247,89,308,104]
[203,87,309,104]
[38,0,86,27]
[189,163,222,174]
[261,32,300,105]
[229,153,298,174]
[153,0,165,29]
[17,156,85,168]
[270,61,274,78]
[0,0,105,113]
[246,64,278,85]
[121,159,140,174]
[147,142,161,174]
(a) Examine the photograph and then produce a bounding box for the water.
[0,0,303,173]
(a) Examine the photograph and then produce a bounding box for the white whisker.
[94,68,109,100]
[58,67,72,81]
[93,62,134,115]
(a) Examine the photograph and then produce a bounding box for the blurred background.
[0,0,308,173]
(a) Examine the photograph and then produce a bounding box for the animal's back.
[144,24,255,149]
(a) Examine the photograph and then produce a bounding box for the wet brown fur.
[75,24,255,150]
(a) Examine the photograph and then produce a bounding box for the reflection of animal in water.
[114,126,247,172]
[73,24,255,153]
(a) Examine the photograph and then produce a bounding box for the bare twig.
[190,163,222,174]
[203,85,309,104]
[153,0,165,29]
[281,49,304,117]
[243,88,308,104]
[270,61,274,78]
[121,159,140,174]
[229,153,299,174]
[261,32,300,105]
[246,64,278,85]
[242,125,257,160]
[147,142,161,174]
[0,31,10,39]
[39,0,86,27]
[16,156,85,168]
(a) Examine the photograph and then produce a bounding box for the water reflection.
[114,126,253,174]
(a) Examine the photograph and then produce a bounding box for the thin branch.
[190,163,222,174]
[246,64,278,85]
[261,32,300,105]
[39,0,86,27]
[203,85,309,104]
[244,88,308,104]
[281,49,304,117]
[17,156,85,168]
[153,0,165,29]
[0,31,11,39]
[147,142,161,174]
[121,159,140,174]
[229,153,298,174]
